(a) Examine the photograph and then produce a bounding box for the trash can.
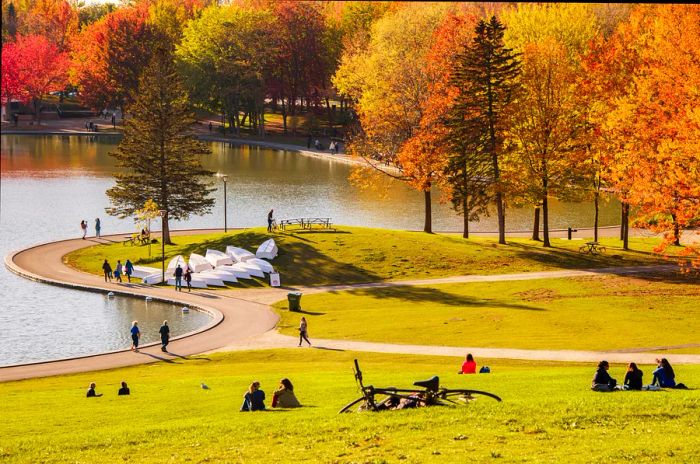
[287,292,302,312]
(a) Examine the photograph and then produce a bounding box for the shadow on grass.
[339,286,542,311]
[175,231,382,286]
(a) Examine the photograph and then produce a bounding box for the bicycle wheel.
[440,389,502,404]
[339,396,369,413]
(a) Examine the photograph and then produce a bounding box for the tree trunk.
[594,190,600,243]
[423,187,432,234]
[326,97,333,125]
[620,202,625,240]
[532,207,541,241]
[281,100,288,135]
[462,195,469,239]
[542,194,551,247]
[162,213,172,245]
[672,214,681,246]
[221,109,226,136]
[622,202,629,250]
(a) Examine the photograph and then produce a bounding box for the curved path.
[2,230,699,382]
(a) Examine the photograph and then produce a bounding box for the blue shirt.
[130,326,140,336]
[653,367,676,388]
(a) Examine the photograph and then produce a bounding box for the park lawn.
[1,350,698,464]
[275,274,700,351]
[64,227,674,287]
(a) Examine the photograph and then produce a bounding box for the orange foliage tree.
[601,5,700,267]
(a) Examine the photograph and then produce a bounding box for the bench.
[279,217,334,231]
[123,233,151,246]
[579,241,606,255]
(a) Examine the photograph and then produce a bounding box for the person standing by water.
[130,321,140,352]
[102,259,112,282]
[174,264,183,291]
[184,267,192,292]
[81,220,87,239]
[298,317,311,347]
[159,320,170,352]
[124,259,134,283]
[114,260,123,283]
[267,209,274,232]
[95,218,101,238]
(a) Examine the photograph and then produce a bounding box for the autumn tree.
[177,3,275,136]
[0,34,69,123]
[106,47,215,244]
[334,3,450,233]
[503,39,586,247]
[602,5,700,265]
[70,4,155,112]
[448,16,521,244]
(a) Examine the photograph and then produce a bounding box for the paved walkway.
[2,230,698,382]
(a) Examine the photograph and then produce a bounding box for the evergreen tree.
[106,47,215,244]
[448,16,520,245]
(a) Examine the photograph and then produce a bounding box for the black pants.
[299,330,311,346]
[161,336,169,351]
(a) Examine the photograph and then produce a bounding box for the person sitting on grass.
[86,382,103,398]
[591,360,617,392]
[458,353,477,374]
[623,362,643,390]
[272,378,301,408]
[651,358,687,389]
[240,381,266,412]
[118,381,130,396]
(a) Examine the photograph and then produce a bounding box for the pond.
[0,135,619,365]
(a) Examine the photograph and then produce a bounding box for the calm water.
[0,135,619,365]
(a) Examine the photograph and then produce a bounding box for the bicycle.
[339,359,502,413]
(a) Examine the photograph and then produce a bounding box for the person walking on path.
[95,218,101,238]
[111,113,116,128]
[267,209,274,232]
[184,267,192,292]
[174,264,183,291]
[124,259,134,283]
[159,320,170,352]
[102,259,112,282]
[307,133,312,149]
[130,321,140,352]
[298,317,311,347]
[208,121,213,132]
[114,260,123,283]
[81,220,87,239]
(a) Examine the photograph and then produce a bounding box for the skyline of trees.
[1,1,698,263]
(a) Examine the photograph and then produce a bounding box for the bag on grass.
[479,366,490,374]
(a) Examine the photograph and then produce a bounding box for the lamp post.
[158,209,167,283]
[216,173,229,233]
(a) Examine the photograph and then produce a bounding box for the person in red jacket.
[459,353,477,374]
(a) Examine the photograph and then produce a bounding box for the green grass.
[276,274,700,351]
[2,350,698,463]
[65,227,673,287]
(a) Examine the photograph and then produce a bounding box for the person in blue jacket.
[652,358,676,388]
[240,381,266,411]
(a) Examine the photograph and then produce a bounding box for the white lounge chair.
[205,249,233,267]
[188,253,213,273]
[200,269,238,283]
[131,266,161,279]
[256,239,278,260]
[235,262,265,278]
[216,264,252,280]
[225,246,255,263]
[247,258,274,274]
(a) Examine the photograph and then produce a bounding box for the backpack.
[479,366,491,374]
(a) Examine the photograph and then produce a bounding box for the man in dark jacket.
[174,264,183,291]
[159,320,170,352]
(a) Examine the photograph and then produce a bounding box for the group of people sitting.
[240,378,301,411]
[592,358,688,391]
[86,381,130,397]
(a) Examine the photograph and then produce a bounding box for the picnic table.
[123,232,151,246]
[279,217,334,231]
[579,241,606,255]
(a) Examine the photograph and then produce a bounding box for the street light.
[158,209,167,283]
[216,172,229,233]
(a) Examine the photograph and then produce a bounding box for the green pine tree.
[106,47,215,244]
[448,16,521,244]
